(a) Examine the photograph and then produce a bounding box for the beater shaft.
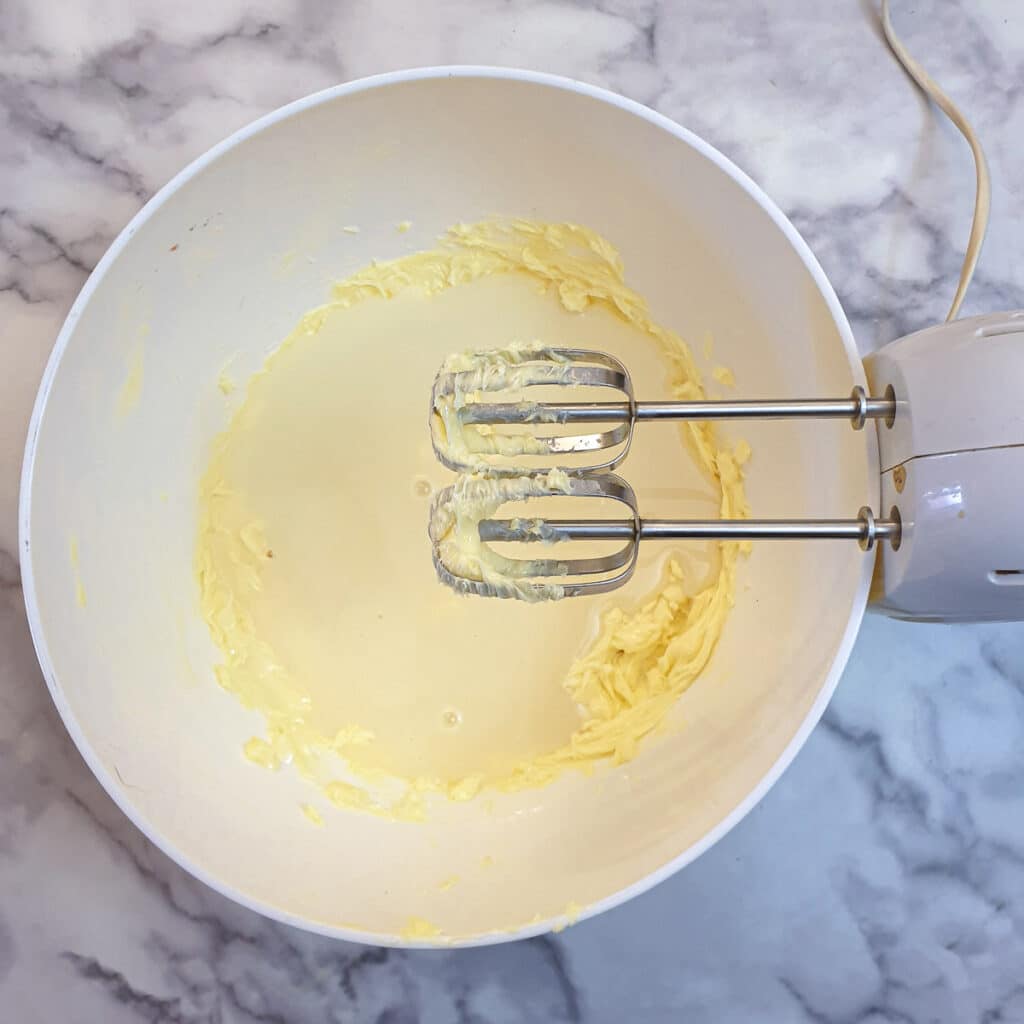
[480,512,902,548]
[463,391,897,429]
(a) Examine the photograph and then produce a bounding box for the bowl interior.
[23,72,873,943]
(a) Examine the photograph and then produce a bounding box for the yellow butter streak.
[117,344,145,417]
[301,803,324,826]
[69,535,87,608]
[712,365,736,387]
[401,916,442,940]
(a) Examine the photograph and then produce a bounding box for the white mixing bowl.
[20,68,875,945]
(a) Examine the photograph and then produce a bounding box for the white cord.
[880,0,991,321]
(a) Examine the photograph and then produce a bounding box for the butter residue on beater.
[430,343,571,469]
[429,469,575,602]
[196,218,750,819]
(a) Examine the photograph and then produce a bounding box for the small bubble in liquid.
[441,708,462,729]
[412,476,433,498]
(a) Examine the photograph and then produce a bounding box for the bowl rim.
[18,65,876,948]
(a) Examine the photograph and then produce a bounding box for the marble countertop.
[2,1,1023,1020]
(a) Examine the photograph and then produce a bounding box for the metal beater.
[429,346,902,599]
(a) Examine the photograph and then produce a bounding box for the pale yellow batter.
[196,219,750,818]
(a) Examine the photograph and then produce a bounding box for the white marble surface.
[2,0,1024,1019]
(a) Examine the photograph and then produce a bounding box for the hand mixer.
[423,0,1024,614]
[428,315,1024,616]
[427,0,1024,617]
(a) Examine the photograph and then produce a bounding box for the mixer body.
[866,311,1024,621]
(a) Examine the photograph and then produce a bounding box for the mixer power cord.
[880,0,991,321]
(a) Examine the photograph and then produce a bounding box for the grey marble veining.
[2,1,1023,1020]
